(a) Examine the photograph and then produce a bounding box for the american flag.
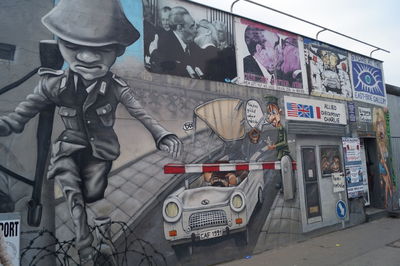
[286,103,315,118]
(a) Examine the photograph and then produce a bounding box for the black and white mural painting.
[304,38,353,100]
[143,0,237,82]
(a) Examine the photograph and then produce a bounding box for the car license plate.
[200,229,223,240]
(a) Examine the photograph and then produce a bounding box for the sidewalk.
[220,217,400,266]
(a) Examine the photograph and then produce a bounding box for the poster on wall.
[320,146,343,179]
[304,38,352,100]
[342,137,361,165]
[350,54,387,106]
[234,18,308,94]
[143,0,237,82]
[345,166,364,198]
[0,213,20,266]
[342,137,365,198]
[358,107,372,123]
[284,96,347,125]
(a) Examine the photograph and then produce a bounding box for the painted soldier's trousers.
[47,141,112,250]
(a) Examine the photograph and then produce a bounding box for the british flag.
[286,103,315,118]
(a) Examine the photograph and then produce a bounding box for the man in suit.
[193,19,221,80]
[243,26,282,84]
[150,6,201,78]
[243,26,302,87]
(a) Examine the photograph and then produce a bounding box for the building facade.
[0,0,398,265]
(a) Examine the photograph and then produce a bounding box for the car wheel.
[257,187,264,206]
[172,243,193,258]
[234,228,249,247]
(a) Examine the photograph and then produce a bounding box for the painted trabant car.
[162,165,264,245]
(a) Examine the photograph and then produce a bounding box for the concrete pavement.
[220,217,400,266]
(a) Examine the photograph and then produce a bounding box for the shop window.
[320,146,343,178]
[0,43,16,61]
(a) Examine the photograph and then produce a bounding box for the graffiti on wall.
[143,0,237,82]
[373,107,394,207]
[235,18,308,94]
[304,38,352,100]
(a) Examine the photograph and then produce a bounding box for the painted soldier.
[264,96,289,160]
[0,0,182,264]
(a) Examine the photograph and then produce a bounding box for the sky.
[188,0,400,86]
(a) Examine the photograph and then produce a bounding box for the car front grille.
[189,210,228,231]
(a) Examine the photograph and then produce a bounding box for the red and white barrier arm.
[164,161,297,174]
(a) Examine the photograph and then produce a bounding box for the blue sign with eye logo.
[336,200,347,219]
[352,61,384,96]
[351,54,387,106]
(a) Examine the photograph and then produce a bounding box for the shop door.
[363,138,383,208]
[360,139,370,206]
[297,136,347,232]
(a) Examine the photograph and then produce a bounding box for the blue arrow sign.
[336,200,347,219]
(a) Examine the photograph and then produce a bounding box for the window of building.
[0,43,16,61]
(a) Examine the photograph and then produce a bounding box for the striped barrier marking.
[164,161,297,174]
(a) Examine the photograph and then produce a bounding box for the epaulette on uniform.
[112,74,128,87]
[38,67,65,76]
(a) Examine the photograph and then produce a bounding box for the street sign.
[336,200,347,219]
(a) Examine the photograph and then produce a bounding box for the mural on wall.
[143,0,237,82]
[0,0,183,264]
[350,54,387,107]
[304,38,352,100]
[373,107,395,208]
[0,0,299,264]
[161,95,296,261]
[235,18,308,94]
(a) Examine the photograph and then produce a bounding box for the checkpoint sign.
[336,200,347,219]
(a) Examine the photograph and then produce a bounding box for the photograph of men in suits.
[150,6,200,77]
[144,0,237,82]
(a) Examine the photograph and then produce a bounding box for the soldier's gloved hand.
[159,135,183,159]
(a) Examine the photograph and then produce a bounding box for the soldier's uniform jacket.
[275,126,289,160]
[0,68,173,161]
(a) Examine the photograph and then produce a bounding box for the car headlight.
[163,198,182,223]
[230,192,246,212]
[166,202,179,218]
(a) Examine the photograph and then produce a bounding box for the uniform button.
[63,136,68,140]
[87,120,91,124]
[90,137,95,141]
[102,109,107,114]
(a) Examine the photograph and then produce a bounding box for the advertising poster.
[143,0,237,82]
[342,137,364,199]
[235,18,308,94]
[0,213,20,266]
[350,54,387,106]
[345,166,364,198]
[347,102,356,122]
[284,96,347,125]
[304,38,352,100]
[342,137,361,165]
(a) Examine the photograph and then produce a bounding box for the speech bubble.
[246,100,264,128]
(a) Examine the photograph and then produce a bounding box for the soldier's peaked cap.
[42,0,140,47]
